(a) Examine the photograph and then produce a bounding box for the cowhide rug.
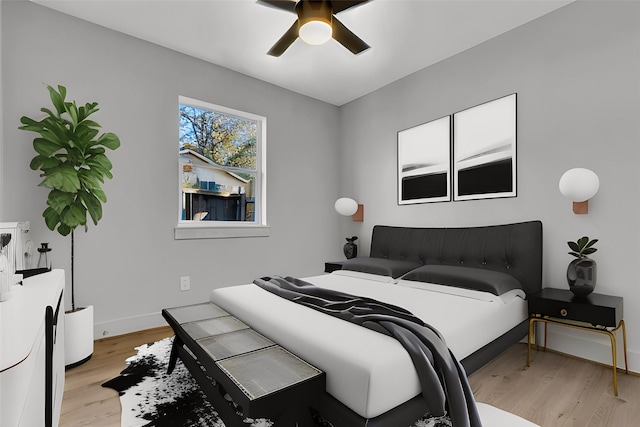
[102,337,452,427]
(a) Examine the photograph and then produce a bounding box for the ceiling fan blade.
[257,0,297,13]
[331,0,371,14]
[267,21,300,57]
[332,17,370,54]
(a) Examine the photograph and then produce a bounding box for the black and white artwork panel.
[398,116,451,204]
[453,94,517,201]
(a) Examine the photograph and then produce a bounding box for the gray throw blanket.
[253,276,483,427]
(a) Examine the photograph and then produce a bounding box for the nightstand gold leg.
[527,318,536,367]
[608,330,618,396]
[528,317,628,396]
[621,320,629,374]
[608,319,630,396]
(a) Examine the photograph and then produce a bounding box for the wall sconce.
[335,197,364,222]
[559,168,599,214]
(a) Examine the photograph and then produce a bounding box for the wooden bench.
[162,302,325,427]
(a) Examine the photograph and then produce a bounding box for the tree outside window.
[178,97,265,224]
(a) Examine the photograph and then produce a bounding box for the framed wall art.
[453,93,517,201]
[397,115,451,204]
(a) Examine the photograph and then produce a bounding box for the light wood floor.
[60,328,640,427]
[60,327,174,427]
[471,344,639,426]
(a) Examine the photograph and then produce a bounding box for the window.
[176,96,267,239]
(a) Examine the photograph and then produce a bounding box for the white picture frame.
[398,115,451,204]
[453,93,517,201]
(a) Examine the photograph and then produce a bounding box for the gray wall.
[0,0,3,205]
[339,1,640,371]
[1,1,343,336]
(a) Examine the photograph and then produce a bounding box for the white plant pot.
[65,305,94,368]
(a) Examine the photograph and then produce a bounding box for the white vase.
[65,305,94,368]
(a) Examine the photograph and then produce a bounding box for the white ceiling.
[32,0,574,106]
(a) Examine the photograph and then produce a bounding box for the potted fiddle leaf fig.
[19,84,120,366]
[566,236,598,297]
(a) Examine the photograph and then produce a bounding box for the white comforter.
[209,270,527,419]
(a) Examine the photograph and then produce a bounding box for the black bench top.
[162,302,325,426]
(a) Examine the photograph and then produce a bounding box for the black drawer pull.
[560,308,568,317]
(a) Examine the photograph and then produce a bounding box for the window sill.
[174,223,270,240]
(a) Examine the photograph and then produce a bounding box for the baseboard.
[94,311,166,339]
[536,323,639,374]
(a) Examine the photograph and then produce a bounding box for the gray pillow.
[401,265,522,296]
[341,257,422,279]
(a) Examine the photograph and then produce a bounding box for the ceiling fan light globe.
[299,20,332,45]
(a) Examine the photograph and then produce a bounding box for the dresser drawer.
[528,288,622,327]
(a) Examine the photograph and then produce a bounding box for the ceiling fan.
[258,0,371,56]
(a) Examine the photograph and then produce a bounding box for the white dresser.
[0,270,65,427]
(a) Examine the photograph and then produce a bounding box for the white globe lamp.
[559,168,599,214]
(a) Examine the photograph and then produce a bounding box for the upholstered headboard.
[367,221,542,296]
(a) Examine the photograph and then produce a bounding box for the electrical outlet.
[180,276,191,291]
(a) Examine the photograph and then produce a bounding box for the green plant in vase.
[566,236,598,297]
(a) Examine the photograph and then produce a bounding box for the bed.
[209,220,542,426]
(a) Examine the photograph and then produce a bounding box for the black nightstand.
[527,288,628,396]
[324,261,344,273]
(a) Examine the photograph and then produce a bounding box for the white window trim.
[174,222,270,240]
[175,96,268,240]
